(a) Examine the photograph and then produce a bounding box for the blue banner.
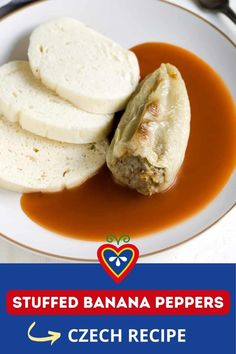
[0,264,235,353]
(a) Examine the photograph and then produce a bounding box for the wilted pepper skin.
[106,64,191,196]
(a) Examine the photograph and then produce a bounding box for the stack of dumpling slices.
[0,18,139,192]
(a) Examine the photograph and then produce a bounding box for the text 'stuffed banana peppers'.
[106,64,191,196]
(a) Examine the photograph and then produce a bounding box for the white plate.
[0,0,235,260]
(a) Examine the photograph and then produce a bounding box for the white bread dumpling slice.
[28,17,140,114]
[0,115,108,193]
[0,61,113,144]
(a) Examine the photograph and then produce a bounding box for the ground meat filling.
[113,155,165,196]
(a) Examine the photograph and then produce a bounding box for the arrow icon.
[27,321,61,345]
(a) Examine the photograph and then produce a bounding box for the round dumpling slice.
[0,115,108,193]
[0,61,113,144]
[28,17,140,114]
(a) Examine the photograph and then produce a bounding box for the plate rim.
[1,0,235,48]
[0,202,235,262]
[0,0,235,261]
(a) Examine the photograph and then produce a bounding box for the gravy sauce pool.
[21,43,236,241]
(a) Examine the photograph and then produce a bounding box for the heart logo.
[97,244,139,283]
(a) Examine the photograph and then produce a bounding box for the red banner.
[6,290,230,315]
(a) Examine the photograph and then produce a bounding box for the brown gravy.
[21,43,236,241]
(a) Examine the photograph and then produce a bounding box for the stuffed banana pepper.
[106,63,191,196]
